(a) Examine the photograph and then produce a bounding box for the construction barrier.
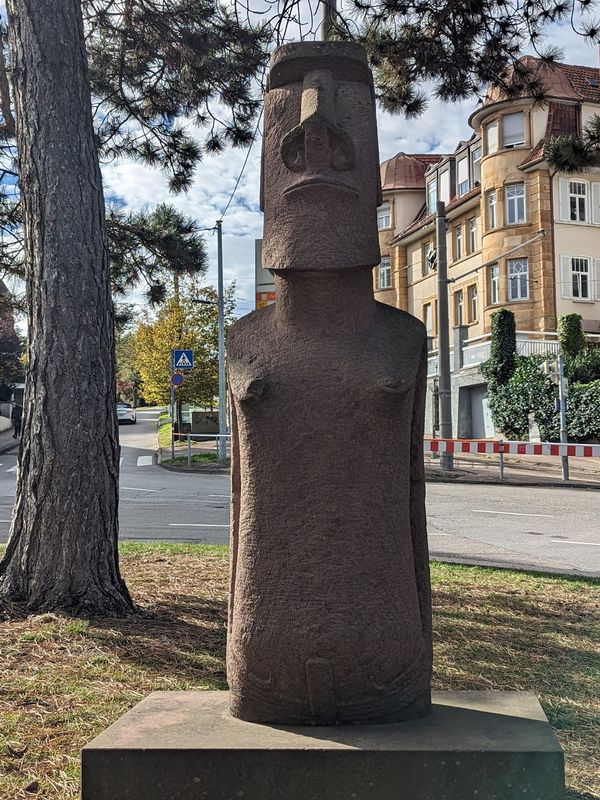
[425,439,600,458]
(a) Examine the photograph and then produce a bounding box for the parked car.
[117,403,136,424]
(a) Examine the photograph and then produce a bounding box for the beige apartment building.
[375,58,600,437]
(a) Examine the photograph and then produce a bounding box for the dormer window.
[427,178,437,214]
[457,156,469,196]
[502,112,525,148]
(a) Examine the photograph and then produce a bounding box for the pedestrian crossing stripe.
[175,352,192,367]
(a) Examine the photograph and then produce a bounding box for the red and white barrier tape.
[425,439,600,458]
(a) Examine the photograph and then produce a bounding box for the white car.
[117,404,136,424]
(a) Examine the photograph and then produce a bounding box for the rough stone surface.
[227,41,431,725]
[81,690,565,800]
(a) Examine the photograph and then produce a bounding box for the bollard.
[498,441,505,480]
[187,434,192,467]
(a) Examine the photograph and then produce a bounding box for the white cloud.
[101,22,599,316]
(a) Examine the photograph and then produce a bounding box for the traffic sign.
[171,373,184,386]
[172,349,194,369]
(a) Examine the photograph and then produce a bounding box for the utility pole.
[557,353,569,481]
[436,201,453,470]
[216,219,227,462]
[321,0,336,38]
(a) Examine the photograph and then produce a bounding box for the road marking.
[6,466,17,473]
[122,487,159,493]
[551,539,600,547]
[168,523,229,528]
[119,458,123,466]
[208,494,230,498]
[471,509,554,519]
[429,533,451,536]
[136,456,154,467]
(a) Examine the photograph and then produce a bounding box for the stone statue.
[226,41,432,725]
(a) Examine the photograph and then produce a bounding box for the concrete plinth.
[82,690,564,800]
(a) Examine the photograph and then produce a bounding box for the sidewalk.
[0,426,19,455]
[425,450,600,488]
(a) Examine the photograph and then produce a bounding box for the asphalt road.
[0,409,598,577]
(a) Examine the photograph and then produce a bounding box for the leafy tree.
[481,309,517,387]
[115,328,142,407]
[133,282,235,410]
[0,310,23,401]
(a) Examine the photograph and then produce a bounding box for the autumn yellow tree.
[133,282,236,409]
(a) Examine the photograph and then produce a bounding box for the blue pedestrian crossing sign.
[172,349,194,370]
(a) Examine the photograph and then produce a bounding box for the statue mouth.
[284,176,359,197]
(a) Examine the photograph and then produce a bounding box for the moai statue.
[226,41,432,725]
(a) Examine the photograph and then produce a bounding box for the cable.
[220,107,264,220]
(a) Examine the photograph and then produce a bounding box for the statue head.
[260,42,382,272]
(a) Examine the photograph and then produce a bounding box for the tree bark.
[0,0,133,616]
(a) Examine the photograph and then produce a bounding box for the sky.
[100,22,600,319]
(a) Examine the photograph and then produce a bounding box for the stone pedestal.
[82,690,564,800]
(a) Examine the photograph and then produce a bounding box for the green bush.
[558,313,586,358]
[485,356,600,442]
[567,381,600,441]
[564,348,600,384]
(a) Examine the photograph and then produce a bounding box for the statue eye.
[281,129,306,172]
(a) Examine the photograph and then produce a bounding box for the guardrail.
[425,438,600,480]
[162,431,231,466]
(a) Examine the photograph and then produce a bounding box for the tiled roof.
[486,56,600,106]
[390,186,481,244]
[380,152,444,190]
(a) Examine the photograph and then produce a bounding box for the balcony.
[427,331,600,376]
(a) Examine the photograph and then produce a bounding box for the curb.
[0,441,19,456]
[158,461,230,475]
[426,473,600,490]
[431,555,600,580]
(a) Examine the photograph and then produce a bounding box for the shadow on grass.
[87,594,228,687]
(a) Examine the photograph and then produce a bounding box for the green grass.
[157,419,171,448]
[0,545,598,800]
[161,452,218,465]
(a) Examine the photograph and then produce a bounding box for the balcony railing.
[427,330,600,376]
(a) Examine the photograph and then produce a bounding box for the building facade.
[375,58,600,438]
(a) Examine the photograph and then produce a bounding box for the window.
[571,257,591,299]
[502,112,525,148]
[468,285,478,322]
[377,257,392,289]
[569,181,587,222]
[508,257,529,300]
[489,264,500,305]
[454,290,464,326]
[423,303,433,334]
[485,120,498,154]
[468,218,477,253]
[457,157,469,196]
[505,183,525,225]
[471,145,482,185]
[487,190,497,229]
[377,203,391,229]
[454,224,462,260]
[423,241,436,274]
[439,170,450,203]
[427,179,437,214]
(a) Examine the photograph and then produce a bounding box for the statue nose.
[281,69,354,174]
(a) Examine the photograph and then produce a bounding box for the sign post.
[170,350,194,459]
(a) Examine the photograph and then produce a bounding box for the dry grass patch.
[0,544,598,800]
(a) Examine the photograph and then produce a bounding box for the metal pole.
[216,219,227,462]
[436,201,453,471]
[321,0,336,38]
[170,351,175,461]
[498,441,505,480]
[558,353,569,481]
[187,433,191,467]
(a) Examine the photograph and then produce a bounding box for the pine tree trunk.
[0,0,133,616]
